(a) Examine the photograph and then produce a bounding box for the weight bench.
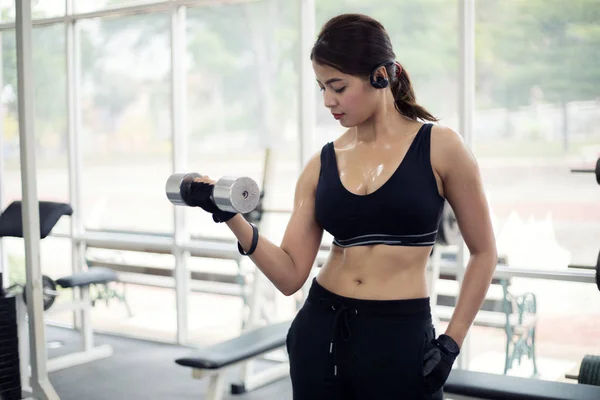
[445,369,600,399]
[55,266,131,316]
[175,320,291,400]
[23,266,118,375]
[0,201,125,390]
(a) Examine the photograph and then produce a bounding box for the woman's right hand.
[189,176,236,222]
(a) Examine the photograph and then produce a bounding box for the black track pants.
[286,278,444,400]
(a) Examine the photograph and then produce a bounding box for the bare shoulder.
[430,124,477,180]
[429,124,497,257]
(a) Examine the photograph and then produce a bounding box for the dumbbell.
[165,173,260,214]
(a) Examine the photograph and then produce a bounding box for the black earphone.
[369,61,395,89]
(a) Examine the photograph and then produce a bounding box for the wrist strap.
[238,222,259,256]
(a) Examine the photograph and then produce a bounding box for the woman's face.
[312,61,379,128]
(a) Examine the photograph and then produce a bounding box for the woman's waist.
[317,255,429,302]
[323,243,429,275]
[306,275,431,320]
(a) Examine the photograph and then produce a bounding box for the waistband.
[306,277,431,319]
[306,278,431,378]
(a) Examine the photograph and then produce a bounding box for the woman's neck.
[352,109,420,145]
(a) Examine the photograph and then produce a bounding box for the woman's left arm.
[431,126,498,348]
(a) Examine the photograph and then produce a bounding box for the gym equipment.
[576,355,600,386]
[0,201,122,391]
[570,157,600,185]
[7,267,120,312]
[445,369,600,399]
[165,173,260,214]
[0,296,21,400]
[596,251,600,292]
[20,275,58,311]
[567,250,600,292]
[436,202,461,246]
[175,321,291,400]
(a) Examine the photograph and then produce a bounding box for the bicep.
[280,154,324,282]
[435,128,497,256]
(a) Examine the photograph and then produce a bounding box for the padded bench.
[0,200,73,239]
[175,320,291,400]
[55,267,130,314]
[1,200,119,378]
[445,369,600,400]
[55,267,118,288]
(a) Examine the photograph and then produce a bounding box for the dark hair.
[310,14,438,122]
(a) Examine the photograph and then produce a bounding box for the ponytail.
[390,64,438,122]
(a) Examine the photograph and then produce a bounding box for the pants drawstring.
[319,298,358,377]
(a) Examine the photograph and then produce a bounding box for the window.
[74,0,164,14]
[465,0,600,381]
[0,0,66,21]
[185,0,301,241]
[78,13,172,234]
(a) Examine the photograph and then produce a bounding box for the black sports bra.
[314,123,445,248]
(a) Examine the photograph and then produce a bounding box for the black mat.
[45,326,292,400]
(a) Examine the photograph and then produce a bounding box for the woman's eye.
[334,87,346,94]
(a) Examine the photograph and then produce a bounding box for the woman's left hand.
[422,334,460,393]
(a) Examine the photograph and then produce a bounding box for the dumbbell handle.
[165,173,260,214]
[570,169,594,173]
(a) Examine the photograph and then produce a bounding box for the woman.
[191,13,497,400]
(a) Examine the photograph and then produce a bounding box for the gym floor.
[46,326,292,400]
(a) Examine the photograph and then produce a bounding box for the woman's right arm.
[225,152,324,296]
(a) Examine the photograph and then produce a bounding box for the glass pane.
[474,1,600,268]
[0,30,18,207]
[75,0,164,14]
[83,248,177,342]
[34,0,66,19]
[79,13,172,234]
[183,0,301,345]
[185,0,301,240]
[187,254,248,345]
[0,0,12,22]
[464,0,600,384]
[0,0,66,22]
[1,24,69,236]
[2,236,73,325]
[1,24,70,324]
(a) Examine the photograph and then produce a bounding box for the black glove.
[188,181,236,223]
[422,334,460,393]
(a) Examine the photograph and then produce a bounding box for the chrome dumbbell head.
[213,176,260,214]
[165,172,201,206]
